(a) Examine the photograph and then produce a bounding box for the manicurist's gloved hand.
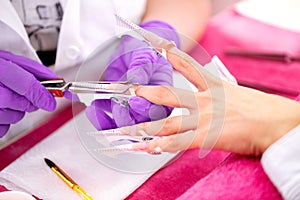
[86,20,180,130]
[0,50,57,137]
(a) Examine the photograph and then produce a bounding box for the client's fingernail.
[138,130,149,137]
[132,142,148,150]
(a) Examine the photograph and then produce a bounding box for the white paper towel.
[0,111,177,200]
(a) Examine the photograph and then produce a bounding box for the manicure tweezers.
[41,78,136,106]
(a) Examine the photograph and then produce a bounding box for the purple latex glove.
[86,20,180,130]
[0,50,57,137]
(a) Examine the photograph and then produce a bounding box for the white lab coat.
[1,0,146,70]
[0,0,146,141]
[261,125,300,200]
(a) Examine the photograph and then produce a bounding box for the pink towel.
[126,150,229,200]
[177,154,282,200]
[195,8,300,99]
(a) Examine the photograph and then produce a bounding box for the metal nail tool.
[41,78,136,106]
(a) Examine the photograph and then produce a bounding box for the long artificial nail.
[132,142,148,150]
[138,130,148,136]
[86,128,121,136]
[120,126,137,135]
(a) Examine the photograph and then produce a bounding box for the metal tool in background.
[224,47,300,63]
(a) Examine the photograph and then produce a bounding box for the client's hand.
[0,50,57,137]
[120,46,300,156]
[85,21,180,130]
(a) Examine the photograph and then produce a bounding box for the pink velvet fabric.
[126,150,230,200]
[177,154,282,200]
[194,8,300,99]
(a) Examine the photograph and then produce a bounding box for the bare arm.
[141,0,211,52]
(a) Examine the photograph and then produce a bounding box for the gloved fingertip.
[130,109,150,124]
[148,104,170,120]
[85,106,116,130]
[85,106,101,130]
[11,111,25,124]
[64,90,80,102]
[128,97,173,121]
[35,68,58,80]
[17,96,38,112]
[127,67,150,85]
[0,125,10,138]
[166,106,174,115]
[26,105,38,112]
[92,99,112,113]
[139,20,181,48]
[39,94,57,112]
[128,97,152,114]
[24,80,56,112]
[112,102,135,127]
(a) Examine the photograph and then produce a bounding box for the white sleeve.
[261,124,300,200]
